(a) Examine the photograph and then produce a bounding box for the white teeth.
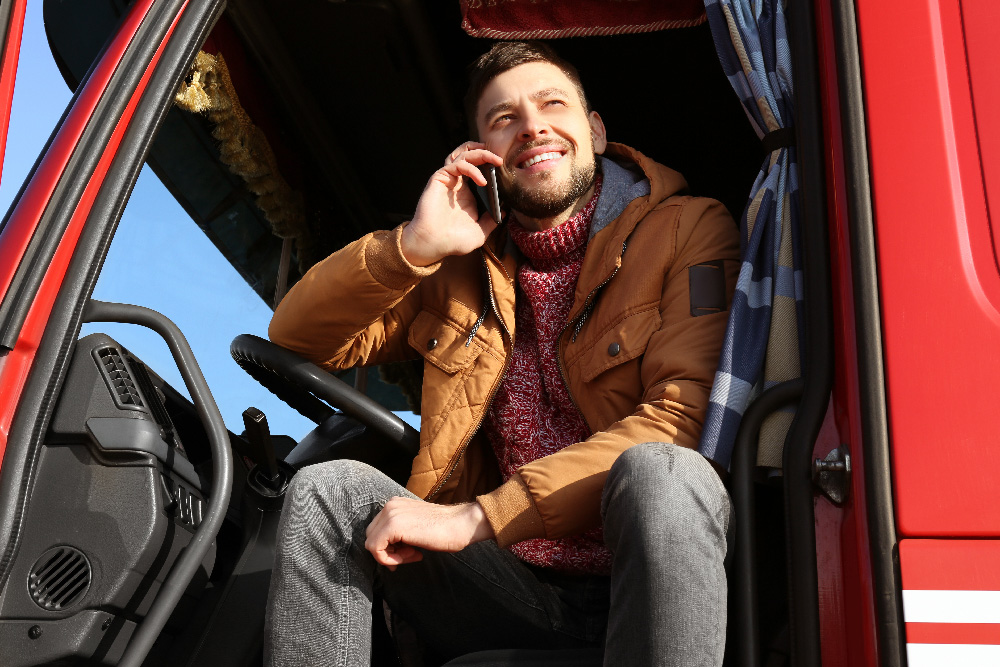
[522,151,561,168]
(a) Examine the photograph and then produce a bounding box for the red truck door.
[857,0,1000,663]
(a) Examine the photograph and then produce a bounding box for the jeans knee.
[280,460,395,557]
[288,459,365,500]
[284,460,389,525]
[604,443,687,506]
[602,443,729,539]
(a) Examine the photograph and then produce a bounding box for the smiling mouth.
[519,151,564,169]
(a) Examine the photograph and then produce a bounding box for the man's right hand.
[400,142,504,267]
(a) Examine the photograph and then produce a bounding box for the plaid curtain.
[698,0,804,470]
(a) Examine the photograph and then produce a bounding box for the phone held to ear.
[473,164,504,225]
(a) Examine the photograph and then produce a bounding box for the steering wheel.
[230,334,419,459]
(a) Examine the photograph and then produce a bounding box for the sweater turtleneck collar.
[508,173,603,263]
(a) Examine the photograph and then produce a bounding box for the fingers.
[463,148,504,168]
[439,151,503,188]
[430,158,487,188]
[365,497,417,568]
[373,543,423,571]
[444,144,503,169]
[445,141,485,165]
[387,543,424,565]
[451,159,490,186]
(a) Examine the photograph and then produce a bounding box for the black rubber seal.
[779,0,836,664]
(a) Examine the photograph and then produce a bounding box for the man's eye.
[543,100,567,108]
[492,114,513,127]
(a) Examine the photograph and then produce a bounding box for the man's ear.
[589,111,608,155]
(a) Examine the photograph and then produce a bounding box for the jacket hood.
[591,143,690,239]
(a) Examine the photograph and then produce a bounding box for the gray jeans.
[265,442,731,666]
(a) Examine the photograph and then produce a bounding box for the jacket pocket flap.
[408,310,483,373]
[575,307,661,383]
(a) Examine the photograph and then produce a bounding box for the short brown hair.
[464,41,590,138]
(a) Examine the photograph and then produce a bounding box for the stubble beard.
[500,150,597,220]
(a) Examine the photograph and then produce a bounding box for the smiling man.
[265,42,739,666]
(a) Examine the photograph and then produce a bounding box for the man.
[265,42,739,666]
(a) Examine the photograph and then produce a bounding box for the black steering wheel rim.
[231,334,419,458]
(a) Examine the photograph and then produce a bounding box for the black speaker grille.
[28,546,92,611]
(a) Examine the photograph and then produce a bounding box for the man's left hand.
[364,498,495,570]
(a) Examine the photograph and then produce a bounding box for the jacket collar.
[484,143,690,304]
[572,144,690,300]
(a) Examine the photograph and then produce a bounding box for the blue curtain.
[698,0,804,470]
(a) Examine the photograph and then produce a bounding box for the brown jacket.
[269,144,739,547]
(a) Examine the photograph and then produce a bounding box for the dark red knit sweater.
[485,175,612,575]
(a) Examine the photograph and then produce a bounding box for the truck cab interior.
[0,0,838,665]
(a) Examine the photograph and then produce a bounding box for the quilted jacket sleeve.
[478,198,740,547]
[268,224,437,369]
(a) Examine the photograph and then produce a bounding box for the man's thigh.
[378,530,605,662]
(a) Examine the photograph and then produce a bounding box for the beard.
[499,146,597,219]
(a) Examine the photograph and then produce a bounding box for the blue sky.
[0,4,327,439]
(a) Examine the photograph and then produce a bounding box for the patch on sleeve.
[688,261,727,317]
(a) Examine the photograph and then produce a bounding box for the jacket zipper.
[570,239,628,342]
[557,240,629,417]
[426,251,512,501]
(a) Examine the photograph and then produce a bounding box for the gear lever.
[242,407,285,491]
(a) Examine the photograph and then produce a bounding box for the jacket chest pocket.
[408,310,485,373]
[567,307,661,383]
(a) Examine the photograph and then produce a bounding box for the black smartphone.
[472,164,503,224]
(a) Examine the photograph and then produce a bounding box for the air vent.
[28,546,92,611]
[95,346,144,409]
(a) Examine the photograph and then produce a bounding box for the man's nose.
[517,109,548,140]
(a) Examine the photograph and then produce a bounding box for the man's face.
[475,62,607,220]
